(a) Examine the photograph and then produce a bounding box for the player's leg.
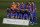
[26,15,28,20]
[11,13,13,19]
[32,17,34,24]
[18,15,19,19]
[11,13,15,19]
[21,14,23,19]
[15,13,18,19]
[23,14,25,20]
[31,13,34,24]
[29,15,31,24]
[18,14,21,19]
[7,14,10,18]
[34,12,37,24]
[7,10,10,18]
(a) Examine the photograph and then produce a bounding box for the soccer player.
[25,2,29,15]
[28,1,34,25]
[11,2,17,11]
[17,2,23,19]
[17,2,22,14]
[32,1,37,24]
[11,10,15,19]
[6,7,11,18]
[23,13,28,20]
[17,2,22,10]
[11,2,18,19]
[26,2,28,9]
[29,12,34,25]
[21,2,26,16]
[28,1,33,14]
[21,2,26,9]
[10,7,15,19]
[18,12,23,19]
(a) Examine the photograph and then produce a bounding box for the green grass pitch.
[0,0,40,27]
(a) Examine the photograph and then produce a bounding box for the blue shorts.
[29,14,34,18]
[18,14,23,17]
[11,14,15,16]
[15,13,18,17]
[32,14,34,18]
[7,13,11,17]
[23,14,28,18]
[34,12,37,17]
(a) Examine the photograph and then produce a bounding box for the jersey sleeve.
[35,5,36,8]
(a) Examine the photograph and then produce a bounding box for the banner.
[3,18,29,26]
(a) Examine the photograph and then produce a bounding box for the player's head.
[11,7,13,9]
[13,1,15,5]
[32,1,34,5]
[17,2,20,5]
[7,7,10,9]
[29,1,31,4]
[22,2,24,4]
[26,2,28,5]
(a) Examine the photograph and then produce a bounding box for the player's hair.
[26,2,28,5]
[22,2,24,3]
[29,1,31,2]
[7,7,10,8]
[13,1,15,2]
[32,1,34,3]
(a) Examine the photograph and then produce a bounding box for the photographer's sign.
[3,18,29,26]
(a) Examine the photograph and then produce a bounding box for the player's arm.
[21,9,28,11]
[35,5,37,13]
[32,6,34,13]
[35,8,37,13]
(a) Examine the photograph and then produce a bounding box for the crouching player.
[32,1,37,24]
[11,10,15,19]
[18,12,23,19]
[14,12,18,19]
[6,7,11,18]
[23,13,28,20]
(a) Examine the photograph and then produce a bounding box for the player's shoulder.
[20,4,22,5]
[34,5,36,6]
[15,4,17,5]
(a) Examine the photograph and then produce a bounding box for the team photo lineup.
[6,1,37,24]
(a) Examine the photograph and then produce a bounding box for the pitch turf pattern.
[0,0,40,27]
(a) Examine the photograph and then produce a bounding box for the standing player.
[28,1,32,14]
[28,1,34,24]
[21,2,26,16]
[17,2,22,10]
[26,2,28,9]
[25,2,29,15]
[29,12,34,25]
[32,1,37,24]
[21,2,26,9]
[17,2,22,14]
